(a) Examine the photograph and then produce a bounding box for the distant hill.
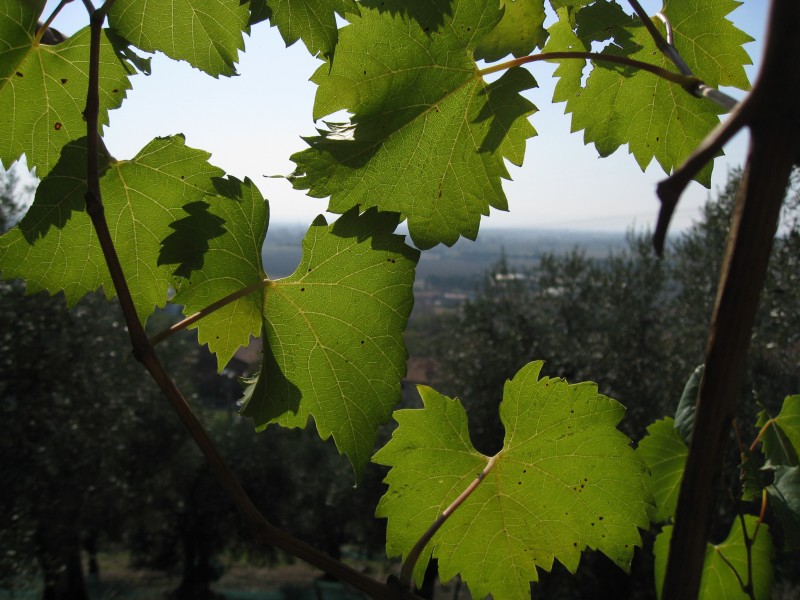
[262,224,626,281]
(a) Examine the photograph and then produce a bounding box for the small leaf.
[374,361,651,600]
[290,0,537,249]
[0,0,43,83]
[636,417,687,523]
[755,396,800,468]
[654,516,773,600]
[108,0,251,77]
[241,208,419,479]
[766,465,800,551]
[165,177,269,369]
[674,364,703,445]
[0,24,137,177]
[265,0,359,58]
[474,0,547,61]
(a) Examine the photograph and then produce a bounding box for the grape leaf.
[374,361,651,600]
[163,177,268,369]
[265,0,359,58]
[755,396,800,467]
[654,516,773,600]
[766,465,800,551]
[240,208,419,478]
[636,417,687,523]
[474,0,547,61]
[674,364,703,445]
[289,0,537,249]
[0,22,136,178]
[552,0,751,185]
[0,0,42,83]
[0,135,229,322]
[108,0,250,77]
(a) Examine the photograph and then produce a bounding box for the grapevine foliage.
[374,361,651,600]
[654,516,774,600]
[0,0,768,596]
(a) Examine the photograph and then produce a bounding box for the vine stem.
[661,2,800,598]
[399,455,498,589]
[627,0,692,77]
[478,51,699,89]
[35,0,74,44]
[79,6,418,600]
[149,279,270,346]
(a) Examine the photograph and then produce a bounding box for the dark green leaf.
[766,465,800,551]
[674,364,703,445]
[654,516,773,600]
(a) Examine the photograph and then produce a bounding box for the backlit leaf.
[0,136,227,322]
[240,208,418,478]
[474,0,547,61]
[552,0,751,185]
[290,0,537,249]
[165,177,268,369]
[0,23,136,177]
[265,0,359,58]
[108,0,250,77]
[374,361,651,600]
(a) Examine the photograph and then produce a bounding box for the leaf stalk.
[149,279,269,346]
[399,455,498,589]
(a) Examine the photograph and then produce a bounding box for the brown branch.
[661,2,800,598]
[79,7,419,600]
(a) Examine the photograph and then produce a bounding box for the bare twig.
[654,99,752,254]
[399,455,498,589]
[78,5,419,600]
[35,0,74,44]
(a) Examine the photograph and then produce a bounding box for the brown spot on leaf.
[61,78,67,84]
[16,72,23,77]
[54,122,62,131]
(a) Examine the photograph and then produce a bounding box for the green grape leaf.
[654,516,773,600]
[756,396,800,467]
[637,418,687,523]
[265,0,359,58]
[164,177,268,369]
[556,0,751,186]
[664,0,753,91]
[674,364,703,445]
[290,0,537,249]
[0,0,42,83]
[108,0,250,77]
[0,135,229,322]
[0,23,136,177]
[766,465,800,551]
[374,361,651,600]
[474,0,547,61]
[240,208,419,479]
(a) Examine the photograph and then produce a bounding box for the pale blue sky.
[35,0,767,235]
